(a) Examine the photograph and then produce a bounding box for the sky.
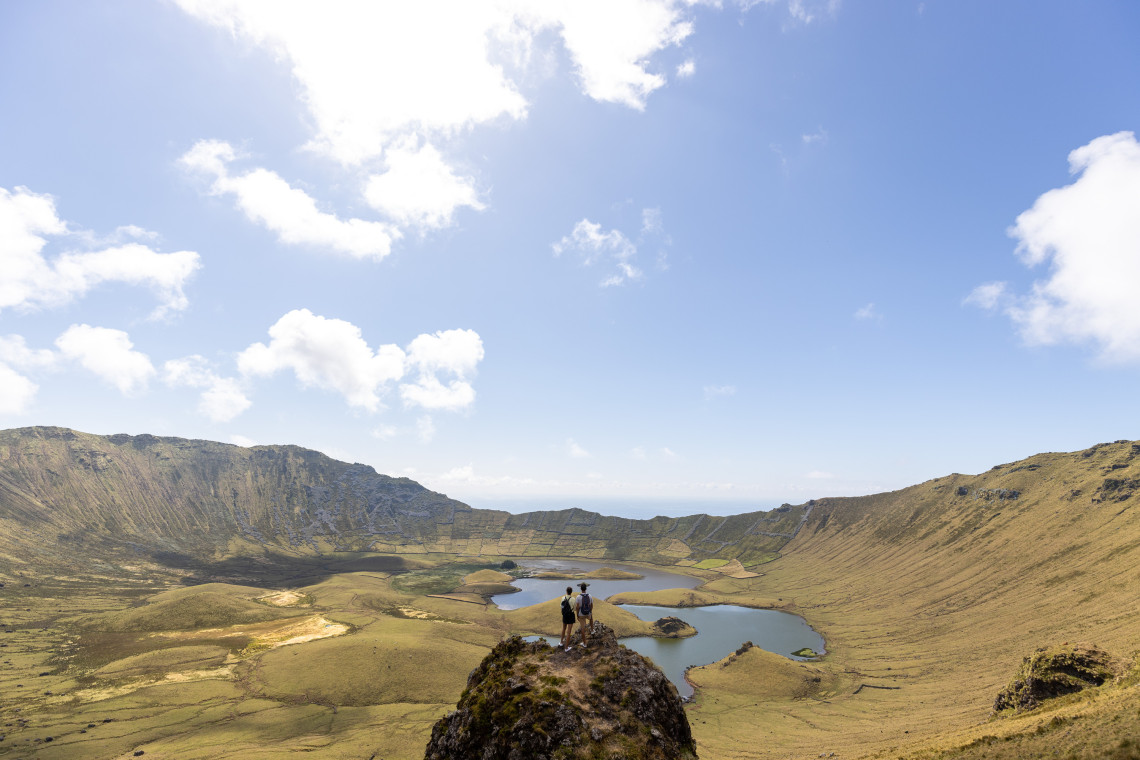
[2,1,1139,517]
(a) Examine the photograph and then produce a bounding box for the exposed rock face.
[651,616,697,638]
[0,427,808,575]
[424,623,697,760]
[993,643,1116,712]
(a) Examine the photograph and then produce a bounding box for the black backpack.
[579,592,592,616]
[561,596,572,615]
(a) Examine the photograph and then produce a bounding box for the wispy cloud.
[566,438,591,458]
[703,384,737,400]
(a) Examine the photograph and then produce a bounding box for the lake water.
[618,605,825,698]
[492,559,701,610]
[499,560,825,699]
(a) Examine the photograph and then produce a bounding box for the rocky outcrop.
[993,643,1116,712]
[424,623,697,760]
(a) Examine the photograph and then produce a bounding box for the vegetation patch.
[390,562,504,596]
[533,567,644,581]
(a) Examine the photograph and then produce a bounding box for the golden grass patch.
[257,590,308,607]
[253,619,489,706]
[94,644,230,678]
[505,597,656,638]
[462,569,513,584]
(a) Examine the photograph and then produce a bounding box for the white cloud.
[703,384,736,400]
[807,470,834,479]
[175,1,531,165]
[176,1,703,165]
[238,310,484,414]
[405,329,485,377]
[164,356,252,422]
[0,186,200,318]
[238,309,406,411]
[440,464,477,481]
[788,0,841,24]
[55,325,155,395]
[174,1,717,255]
[552,0,693,109]
[400,375,477,411]
[963,281,1008,311]
[180,140,400,259]
[854,302,880,321]
[0,364,38,415]
[363,139,484,230]
[0,334,60,414]
[400,328,484,411]
[641,207,663,235]
[230,434,257,447]
[676,59,696,78]
[660,447,678,459]
[986,131,1140,363]
[553,218,642,286]
[631,446,648,460]
[0,334,58,371]
[802,127,828,145]
[566,438,591,458]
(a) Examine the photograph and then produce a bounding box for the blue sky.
[2,1,1139,515]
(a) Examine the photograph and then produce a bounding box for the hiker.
[575,581,594,648]
[560,586,576,651]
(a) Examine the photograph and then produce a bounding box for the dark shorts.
[562,611,575,625]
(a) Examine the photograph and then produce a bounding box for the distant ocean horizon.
[458,496,787,520]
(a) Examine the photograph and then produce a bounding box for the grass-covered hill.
[0,426,806,577]
[685,438,1140,759]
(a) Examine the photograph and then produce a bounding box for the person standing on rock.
[560,586,576,651]
[575,581,594,649]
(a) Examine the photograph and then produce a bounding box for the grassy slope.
[683,440,1140,759]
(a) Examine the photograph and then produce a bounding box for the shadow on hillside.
[153,550,422,589]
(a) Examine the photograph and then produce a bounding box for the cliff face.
[0,427,807,574]
[424,623,696,760]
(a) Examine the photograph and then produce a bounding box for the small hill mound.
[993,643,1117,712]
[652,616,697,637]
[462,569,514,584]
[687,641,837,701]
[505,596,657,638]
[424,623,696,760]
[86,589,302,632]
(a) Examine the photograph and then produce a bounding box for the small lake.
[492,559,701,610]
[500,560,825,699]
[619,605,825,698]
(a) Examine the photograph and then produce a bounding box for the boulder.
[993,643,1116,712]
